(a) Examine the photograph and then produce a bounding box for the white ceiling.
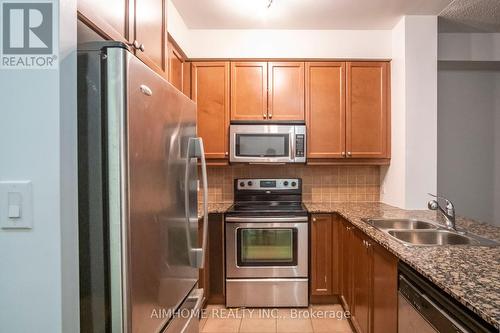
[171,0,452,30]
[439,0,500,32]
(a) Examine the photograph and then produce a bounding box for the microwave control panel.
[295,134,305,157]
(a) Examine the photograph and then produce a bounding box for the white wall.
[437,67,499,225]
[0,1,79,332]
[186,29,391,59]
[167,0,194,55]
[495,75,500,225]
[381,16,438,210]
[437,68,495,224]
[405,16,438,208]
[381,17,407,207]
[167,0,391,59]
[439,33,500,61]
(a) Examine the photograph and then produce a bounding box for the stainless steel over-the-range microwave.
[229,123,306,163]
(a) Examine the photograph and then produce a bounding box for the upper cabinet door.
[134,0,167,78]
[77,0,130,42]
[230,62,268,121]
[192,62,230,159]
[306,62,346,159]
[346,62,390,158]
[168,40,184,91]
[268,62,305,121]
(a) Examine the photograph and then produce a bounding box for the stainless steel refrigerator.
[77,42,208,333]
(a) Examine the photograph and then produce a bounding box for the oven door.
[225,217,308,278]
[229,124,296,163]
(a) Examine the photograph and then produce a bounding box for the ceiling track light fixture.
[267,0,273,9]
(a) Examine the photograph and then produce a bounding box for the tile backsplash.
[201,165,380,203]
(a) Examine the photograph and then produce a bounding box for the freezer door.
[125,49,199,333]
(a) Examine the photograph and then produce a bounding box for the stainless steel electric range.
[225,178,309,308]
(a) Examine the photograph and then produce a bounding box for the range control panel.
[236,178,300,190]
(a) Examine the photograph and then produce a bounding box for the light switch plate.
[0,181,33,229]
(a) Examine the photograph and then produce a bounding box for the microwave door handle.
[290,132,295,160]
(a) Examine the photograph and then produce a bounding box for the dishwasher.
[398,263,496,333]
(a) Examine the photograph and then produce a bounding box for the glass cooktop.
[226,201,307,215]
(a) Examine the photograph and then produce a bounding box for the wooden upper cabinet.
[306,62,346,159]
[183,62,192,98]
[191,62,230,159]
[268,62,305,121]
[230,62,268,121]
[168,40,184,91]
[78,0,168,78]
[134,0,167,78]
[346,62,390,158]
[77,0,130,42]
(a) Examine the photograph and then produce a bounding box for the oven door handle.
[225,217,308,223]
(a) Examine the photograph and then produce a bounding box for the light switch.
[8,205,21,218]
[0,181,33,229]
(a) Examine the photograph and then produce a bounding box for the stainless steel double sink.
[362,218,499,247]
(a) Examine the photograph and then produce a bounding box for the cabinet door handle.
[129,40,145,52]
[341,151,346,157]
[312,218,316,222]
[269,112,273,119]
[263,113,267,119]
[347,152,352,157]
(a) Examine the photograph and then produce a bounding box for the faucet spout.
[427,194,456,230]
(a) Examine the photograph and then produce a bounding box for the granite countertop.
[198,202,232,218]
[305,202,500,329]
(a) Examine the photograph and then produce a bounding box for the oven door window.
[237,228,298,266]
[235,134,289,157]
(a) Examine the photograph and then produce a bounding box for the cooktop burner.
[226,178,307,217]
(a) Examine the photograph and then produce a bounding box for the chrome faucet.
[427,194,456,230]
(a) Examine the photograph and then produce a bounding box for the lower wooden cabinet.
[199,214,225,304]
[312,215,398,333]
[310,214,340,299]
[371,240,398,333]
[351,229,372,333]
[340,219,353,310]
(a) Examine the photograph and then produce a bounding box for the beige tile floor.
[200,304,353,333]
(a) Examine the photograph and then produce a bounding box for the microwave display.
[235,134,289,157]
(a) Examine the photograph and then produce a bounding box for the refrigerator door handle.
[184,137,208,269]
[197,138,209,269]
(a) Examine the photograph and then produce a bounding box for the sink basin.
[362,218,500,246]
[364,218,439,230]
[388,230,473,246]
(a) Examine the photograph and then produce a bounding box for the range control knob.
[283,181,289,186]
[247,181,253,186]
[291,181,297,187]
[239,182,245,187]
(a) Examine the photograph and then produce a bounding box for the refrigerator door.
[124,49,199,332]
